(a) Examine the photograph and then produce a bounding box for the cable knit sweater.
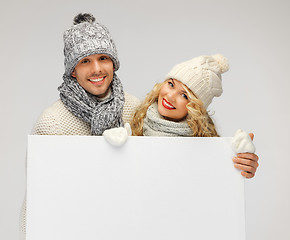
[20,92,140,239]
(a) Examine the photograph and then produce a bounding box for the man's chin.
[94,88,110,98]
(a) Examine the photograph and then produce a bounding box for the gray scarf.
[143,102,193,137]
[58,73,124,135]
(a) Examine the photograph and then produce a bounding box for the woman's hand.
[232,133,259,178]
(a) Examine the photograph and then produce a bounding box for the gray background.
[0,0,289,239]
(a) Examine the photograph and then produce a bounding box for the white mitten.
[124,122,132,136]
[102,127,128,147]
[232,129,256,153]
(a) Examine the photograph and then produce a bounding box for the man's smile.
[89,76,105,82]
[89,76,106,85]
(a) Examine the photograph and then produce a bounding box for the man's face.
[72,54,114,98]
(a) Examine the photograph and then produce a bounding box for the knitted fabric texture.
[165,54,229,109]
[143,102,193,137]
[21,93,140,240]
[31,93,140,135]
[63,13,119,76]
[58,73,124,135]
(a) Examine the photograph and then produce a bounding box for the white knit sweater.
[20,92,140,239]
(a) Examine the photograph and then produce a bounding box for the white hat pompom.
[212,54,229,73]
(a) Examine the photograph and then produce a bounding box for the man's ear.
[71,70,76,78]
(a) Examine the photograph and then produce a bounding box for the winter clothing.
[20,92,140,240]
[232,129,256,153]
[20,12,138,240]
[143,102,193,137]
[165,54,229,109]
[59,73,125,135]
[32,92,140,135]
[64,13,119,76]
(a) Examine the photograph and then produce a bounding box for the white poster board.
[26,135,245,240]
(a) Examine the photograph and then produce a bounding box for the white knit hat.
[165,54,229,109]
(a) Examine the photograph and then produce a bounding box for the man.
[20,13,140,240]
[32,13,140,136]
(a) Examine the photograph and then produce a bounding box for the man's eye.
[81,59,89,64]
[100,56,107,60]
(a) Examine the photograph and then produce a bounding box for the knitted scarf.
[58,73,124,135]
[143,102,193,137]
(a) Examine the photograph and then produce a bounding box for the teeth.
[89,77,104,82]
[163,99,174,109]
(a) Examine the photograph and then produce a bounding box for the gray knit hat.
[63,13,120,76]
[165,54,229,109]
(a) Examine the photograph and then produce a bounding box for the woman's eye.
[182,93,188,100]
[168,81,174,87]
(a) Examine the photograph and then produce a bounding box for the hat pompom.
[212,54,229,73]
[73,13,95,25]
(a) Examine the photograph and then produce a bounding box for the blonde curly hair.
[131,79,219,137]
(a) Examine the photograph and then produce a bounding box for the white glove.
[124,122,132,136]
[232,129,256,153]
[102,123,132,147]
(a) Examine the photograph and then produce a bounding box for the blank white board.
[26,135,245,240]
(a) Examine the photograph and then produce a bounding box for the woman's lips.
[162,98,175,110]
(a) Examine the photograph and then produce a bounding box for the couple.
[33,13,258,177]
[21,12,259,239]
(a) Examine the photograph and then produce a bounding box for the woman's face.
[157,79,190,122]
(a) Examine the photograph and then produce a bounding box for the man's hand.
[232,133,259,178]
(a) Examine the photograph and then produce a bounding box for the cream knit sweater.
[20,92,140,239]
[32,92,140,135]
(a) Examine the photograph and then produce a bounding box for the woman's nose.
[167,91,177,102]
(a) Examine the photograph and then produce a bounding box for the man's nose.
[91,60,102,74]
